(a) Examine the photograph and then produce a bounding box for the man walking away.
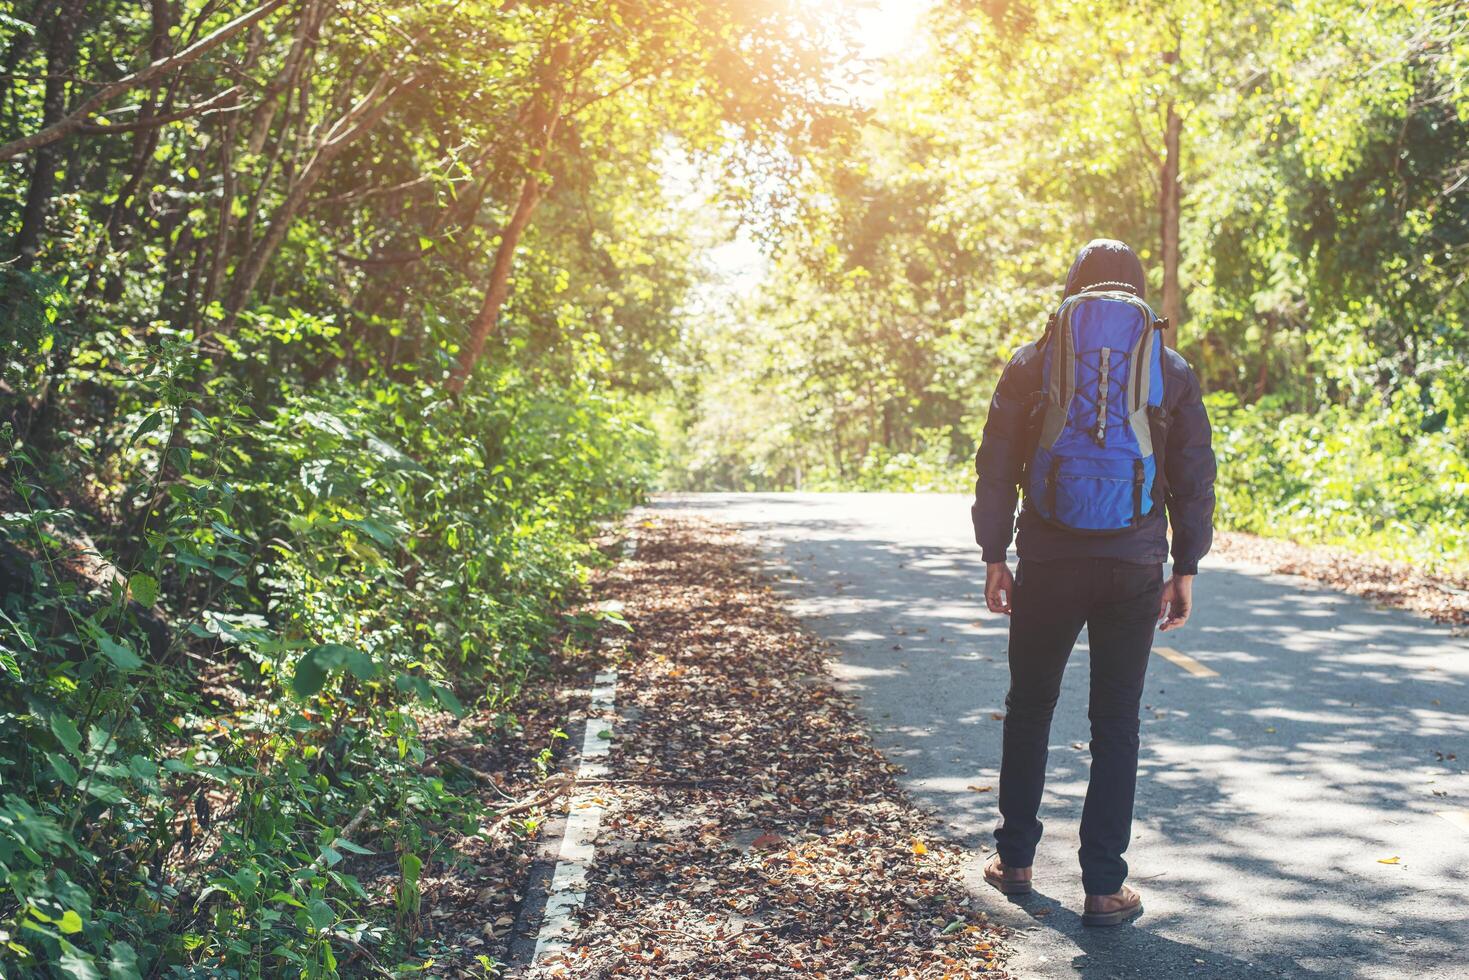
[970,238,1216,926]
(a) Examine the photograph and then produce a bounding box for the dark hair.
[1063,239,1146,300]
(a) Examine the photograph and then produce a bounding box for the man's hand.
[1158,574,1193,631]
[985,562,1015,615]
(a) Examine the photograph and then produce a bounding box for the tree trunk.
[245,0,327,157]
[11,0,86,268]
[86,0,178,294]
[1255,312,1274,401]
[1159,99,1182,350]
[219,70,420,331]
[446,42,571,395]
[445,164,549,394]
[0,0,44,127]
[0,0,289,162]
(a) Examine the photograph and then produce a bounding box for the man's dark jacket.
[970,239,1217,575]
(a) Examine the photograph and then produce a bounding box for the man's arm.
[1158,356,1216,630]
[1163,358,1216,576]
[972,345,1040,565]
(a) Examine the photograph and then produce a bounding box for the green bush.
[1208,391,1469,571]
[0,321,653,976]
[804,427,971,493]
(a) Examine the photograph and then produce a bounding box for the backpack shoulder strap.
[1037,298,1080,449]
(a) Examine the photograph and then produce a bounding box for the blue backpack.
[1026,286,1167,533]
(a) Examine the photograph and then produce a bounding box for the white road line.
[1154,645,1220,678]
[532,516,638,965]
[532,669,618,966]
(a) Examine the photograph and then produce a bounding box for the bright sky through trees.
[688,0,932,293]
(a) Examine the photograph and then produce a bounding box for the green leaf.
[57,941,102,980]
[0,607,36,651]
[128,573,159,608]
[430,683,466,718]
[292,644,377,697]
[269,890,306,909]
[301,410,352,438]
[291,654,327,697]
[97,635,143,672]
[307,898,335,930]
[84,780,126,804]
[51,715,82,756]
[343,518,398,548]
[107,941,141,980]
[48,752,79,786]
[0,13,38,36]
[57,910,83,934]
[394,673,434,703]
[400,852,423,883]
[339,648,379,681]
[128,411,164,447]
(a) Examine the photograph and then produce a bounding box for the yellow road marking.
[1154,646,1219,678]
[1437,811,1469,834]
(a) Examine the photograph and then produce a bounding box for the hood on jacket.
[1062,238,1146,300]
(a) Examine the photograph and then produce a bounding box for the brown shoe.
[982,853,1033,895]
[1082,884,1143,926]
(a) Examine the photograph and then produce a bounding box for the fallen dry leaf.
[532,517,1011,978]
[1212,531,1469,627]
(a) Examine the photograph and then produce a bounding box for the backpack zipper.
[1132,304,1149,415]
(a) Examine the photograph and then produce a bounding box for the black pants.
[994,557,1163,895]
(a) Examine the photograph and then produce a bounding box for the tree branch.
[75,85,243,134]
[0,0,289,161]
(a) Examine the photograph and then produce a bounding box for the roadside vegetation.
[0,1,839,974]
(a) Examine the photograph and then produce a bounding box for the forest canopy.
[665,0,1469,570]
[1,0,1466,975]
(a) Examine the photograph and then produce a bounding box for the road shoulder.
[530,515,1010,978]
[1211,530,1469,630]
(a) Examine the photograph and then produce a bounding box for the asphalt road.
[653,492,1469,980]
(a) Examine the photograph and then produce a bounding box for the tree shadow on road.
[650,494,1469,979]
[982,883,1333,980]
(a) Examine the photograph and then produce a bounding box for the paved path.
[653,492,1469,980]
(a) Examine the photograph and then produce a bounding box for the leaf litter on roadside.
[532,517,1010,978]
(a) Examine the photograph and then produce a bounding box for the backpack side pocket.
[1146,404,1171,506]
